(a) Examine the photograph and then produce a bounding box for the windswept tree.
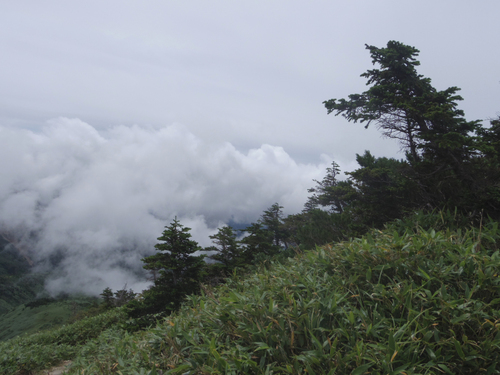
[323,41,479,164]
[323,41,498,217]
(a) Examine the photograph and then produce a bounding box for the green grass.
[2,215,500,374]
[0,307,126,374]
[0,295,100,342]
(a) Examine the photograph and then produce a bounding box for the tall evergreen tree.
[126,218,205,321]
[143,218,205,291]
[323,41,479,164]
[323,41,498,218]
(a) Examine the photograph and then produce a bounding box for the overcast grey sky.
[0,1,499,294]
[2,1,498,162]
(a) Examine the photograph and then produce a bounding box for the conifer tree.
[100,287,115,310]
[143,218,205,292]
[323,41,498,217]
[239,222,278,262]
[126,218,205,322]
[207,225,242,268]
[324,41,479,164]
[259,203,288,249]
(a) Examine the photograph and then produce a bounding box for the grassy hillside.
[1,215,500,374]
[0,295,100,342]
[0,308,125,374]
[0,236,103,342]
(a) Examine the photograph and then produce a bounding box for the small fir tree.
[100,287,115,310]
[126,218,205,322]
[259,203,289,249]
[208,225,242,269]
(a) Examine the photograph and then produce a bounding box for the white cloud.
[0,118,331,295]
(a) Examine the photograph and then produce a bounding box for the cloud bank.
[0,118,331,295]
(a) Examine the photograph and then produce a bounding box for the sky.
[0,1,499,295]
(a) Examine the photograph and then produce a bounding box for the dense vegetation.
[0,40,499,373]
[0,308,125,374]
[2,212,500,374]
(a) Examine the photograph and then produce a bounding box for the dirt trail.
[36,361,72,375]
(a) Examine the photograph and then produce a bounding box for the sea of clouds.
[0,118,333,295]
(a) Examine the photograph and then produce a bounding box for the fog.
[0,118,333,295]
[1,1,498,297]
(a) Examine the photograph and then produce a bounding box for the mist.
[0,118,332,295]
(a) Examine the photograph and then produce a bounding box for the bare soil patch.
[36,360,72,375]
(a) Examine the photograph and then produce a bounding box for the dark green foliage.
[291,209,353,249]
[100,287,115,309]
[62,217,500,374]
[0,295,101,342]
[259,203,289,248]
[0,239,40,315]
[478,116,500,159]
[0,308,125,374]
[203,226,245,286]
[24,297,56,309]
[148,218,205,291]
[0,273,45,315]
[113,287,136,307]
[125,218,205,325]
[100,286,137,310]
[345,151,419,227]
[239,222,280,263]
[0,239,30,278]
[236,203,291,266]
[304,161,353,213]
[324,40,500,220]
[298,152,419,248]
[207,225,242,269]
[203,211,297,282]
[280,212,309,247]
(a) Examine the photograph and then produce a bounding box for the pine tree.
[126,218,205,322]
[207,226,242,269]
[323,40,498,217]
[100,287,115,310]
[239,222,278,263]
[259,203,288,248]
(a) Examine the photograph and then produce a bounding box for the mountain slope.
[68,220,500,374]
[2,217,500,374]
